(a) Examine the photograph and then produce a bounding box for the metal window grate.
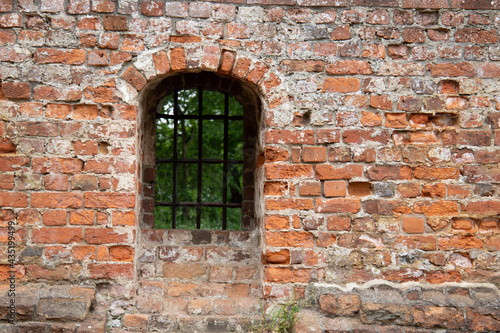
[155,88,244,230]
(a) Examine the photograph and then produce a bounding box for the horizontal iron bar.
[156,113,243,120]
[155,201,242,208]
[156,158,243,164]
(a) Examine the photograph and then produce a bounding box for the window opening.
[154,88,244,230]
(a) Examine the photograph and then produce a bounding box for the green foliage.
[154,88,244,230]
[250,301,300,333]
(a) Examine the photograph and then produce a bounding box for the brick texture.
[0,1,499,332]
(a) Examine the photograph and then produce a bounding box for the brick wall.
[0,0,499,332]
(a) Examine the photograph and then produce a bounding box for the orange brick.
[299,181,321,196]
[402,217,425,234]
[324,181,347,197]
[302,147,327,163]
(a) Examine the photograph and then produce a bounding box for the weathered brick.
[32,227,83,244]
[316,198,361,213]
[32,193,83,209]
[322,77,360,93]
[103,15,128,31]
[315,164,363,180]
[34,48,86,65]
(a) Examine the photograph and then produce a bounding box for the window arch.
[140,72,261,231]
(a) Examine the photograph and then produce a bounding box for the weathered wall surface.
[0,0,499,332]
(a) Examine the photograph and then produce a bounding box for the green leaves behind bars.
[154,89,244,230]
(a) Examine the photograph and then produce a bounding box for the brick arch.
[134,44,269,228]
[131,44,270,161]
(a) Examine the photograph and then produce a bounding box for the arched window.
[140,72,260,231]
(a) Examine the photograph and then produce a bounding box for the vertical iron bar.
[222,93,229,230]
[196,88,203,229]
[172,90,179,229]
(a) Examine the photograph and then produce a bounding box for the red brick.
[170,47,187,71]
[326,60,372,75]
[388,44,409,59]
[466,308,500,332]
[267,231,314,248]
[402,0,448,8]
[19,102,43,117]
[414,166,459,180]
[85,227,132,244]
[84,193,135,208]
[280,59,325,73]
[0,30,15,45]
[366,9,389,24]
[316,198,361,213]
[367,166,412,180]
[103,15,127,31]
[266,198,314,210]
[299,181,321,196]
[265,164,314,179]
[72,245,96,261]
[324,181,346,197]
[0,174,13,189]
[72,104,98,120]
[477,63,500,78]
[34,48,86,65]
[32,227,83,243]
[44,174,69,191]
[414,201,458,216]
[402,217,425,234]
[70,210,94,225]
[330,25,351,40]
[370,95,392,110]
[442,130,492,146]
[429,62,475,77]
[67,0,89,13]
[322,78,360,93]
[32,193,83,209]
[385,113,408,128]
[265,215,289,230]
[1,82,29,99]
[91,0,115,12]
[464,201,500,215]
[33,86,82,102]
[0,14,20,27]
[0,192,29,208]
[141,1,163,16]
[32,158,83,174]
[317,129,340,143]
[43,210,67,226]
[217,50,235,75]
[109,245,134,262]
[88,263,133,279]
[121,33,145,51]
[87,50,108,66]
[99,33,120,50]
[315,165,363,180]
[0,0,12,12]
[152,50,170,75]
[362,44,386,59]
[84,87,119,103]
[455,28,498,44]
[0,138,14,153]
[326,216,350,231]
[302,147,326,162]
[266,130,314,144]
[122,67,147,91]
[265,267,313,283]
[402,28,425,43]
[393,131,439,145]
[46,103,71,119]
[314,43,337,57]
